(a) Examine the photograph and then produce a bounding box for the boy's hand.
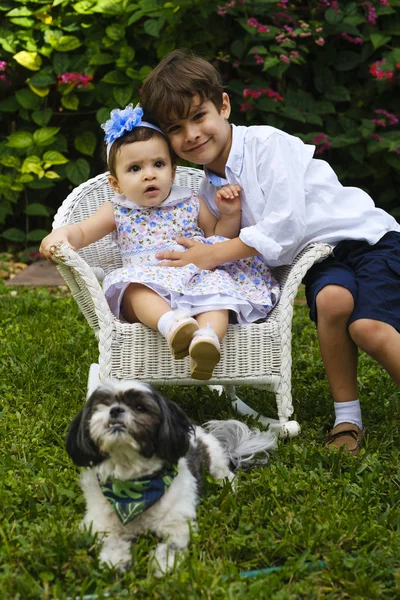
[215,184,241,218]
[156,237,218,270]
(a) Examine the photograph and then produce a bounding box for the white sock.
[193,323,219,342]
[334,400,363,430]
[157,311,176,338]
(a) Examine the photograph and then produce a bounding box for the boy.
[141,49,400,454]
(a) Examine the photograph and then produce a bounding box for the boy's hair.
[141,49,224,125]
[107,127,176,178]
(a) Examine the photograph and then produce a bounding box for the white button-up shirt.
[200,124,400,266]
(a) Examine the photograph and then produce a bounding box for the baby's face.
[111,136,175,207]
[161,93,232,178]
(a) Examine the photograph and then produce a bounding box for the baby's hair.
[107,126,177,178]
[141,49,224,126]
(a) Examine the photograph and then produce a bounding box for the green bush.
[0,0,399,247]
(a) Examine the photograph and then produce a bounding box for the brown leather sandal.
[325,422,365,456]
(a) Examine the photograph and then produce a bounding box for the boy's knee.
[315,285,354,322]
[349,319,388,354]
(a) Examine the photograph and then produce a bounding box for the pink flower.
[279,54,290,63]
[370,133,384,141]
[0,61,7,71]
[313,133,331,154]
[341,33,363,44]
[240,102,254,112]
[254,54,264,65]
[315,37,325,46]
[374,109,399,125]
[369,60,394,80]
[217,6,228,15]
[57,72,93,88]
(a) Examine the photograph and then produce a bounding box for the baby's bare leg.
[122,283,171,328]
[195,310,229,340]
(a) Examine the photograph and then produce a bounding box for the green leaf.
[370,33,391,50]
[74,131,97,156]
[385,154,400,171]
[53,53,70,74]
[52,36,82,52]
[113,85,134,108]
[33,127,60,146]
[325,86,351,102]
[334,51,361,71]
[29,71,56,87]
[262,56,280,71]
[13,50,42,71]
[315,101,336,114]
[348,144,365,164]
[10,17,35,28]
[101,71,132,85]
[28,229,51,241]
[61,94,79,110]
[0,155,21,168]
[330,133,361,148]
[231,40,244,59]
[6,7,33,16]
[106,24,125,40]
[304,113,323,126]
[73,0,97,14]
[42,151,69,165]
[16,88,42,110]
[143,18,164,37]
[0,96,19,112]
[7,131,33,149]
[325,7,343,23]
[314,66,335,94]
[21,156,44,177]
[89,52,115,66]
[1,228,25,242]
[96,107,111,125]
[66,158,90,185]
[32,108,53,126]
[282,107,306,123]
[25,203,51,217]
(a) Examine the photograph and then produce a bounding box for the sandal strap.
[326,429,359,443]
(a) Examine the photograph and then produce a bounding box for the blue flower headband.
[101,103,164,159]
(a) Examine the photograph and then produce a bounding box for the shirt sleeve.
[239,132,312,266]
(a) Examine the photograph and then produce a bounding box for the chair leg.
[87,363,101,399]
[208,385,301,439]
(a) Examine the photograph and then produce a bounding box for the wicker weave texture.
[52,167,333,419]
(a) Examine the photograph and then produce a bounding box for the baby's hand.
[215,184,241,217]
[39,234,76,262]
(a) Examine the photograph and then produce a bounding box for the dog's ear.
[155,392,193,464]
[66,405,104,467]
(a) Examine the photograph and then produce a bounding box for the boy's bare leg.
[122,283,171,328]
[349,319,400,385]
[315,286,359,403]
[195,310,229,341]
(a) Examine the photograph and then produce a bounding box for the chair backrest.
[53,166,205,275]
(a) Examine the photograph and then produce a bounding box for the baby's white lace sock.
[157,309,191,338]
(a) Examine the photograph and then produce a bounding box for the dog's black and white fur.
[66,380,276,575]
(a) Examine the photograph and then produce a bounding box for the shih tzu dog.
[66,380,276,575]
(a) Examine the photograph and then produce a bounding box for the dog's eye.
[134,404,145,412]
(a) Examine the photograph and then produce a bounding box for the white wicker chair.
[51,166,332,437]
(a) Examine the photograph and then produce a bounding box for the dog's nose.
[110,405,124,418]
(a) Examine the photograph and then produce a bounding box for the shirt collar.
[113,184,192,209]
[204,124,245,185]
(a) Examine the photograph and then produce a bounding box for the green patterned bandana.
[98,464,179,525]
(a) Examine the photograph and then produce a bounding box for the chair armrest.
[51,243,114,335]
[273,242,333,313]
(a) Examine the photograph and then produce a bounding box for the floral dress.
[103,185,280,324]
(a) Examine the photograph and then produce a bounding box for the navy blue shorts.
[303,231,400,332]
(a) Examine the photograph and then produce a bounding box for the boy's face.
[108,136,176,207]
[162,93,232,177]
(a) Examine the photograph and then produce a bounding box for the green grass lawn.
[1,282,399,599]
